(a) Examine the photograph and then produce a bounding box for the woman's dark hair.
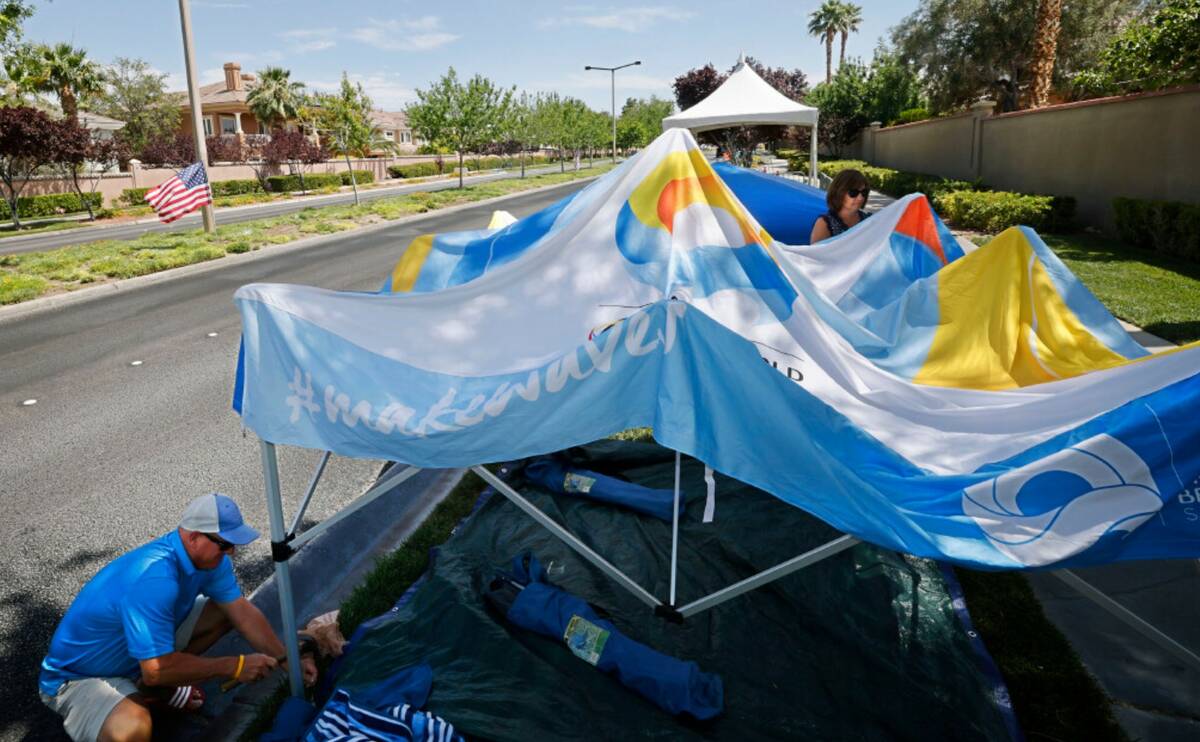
[826,168,870,212]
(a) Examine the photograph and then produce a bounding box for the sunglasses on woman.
[847,188,870,198]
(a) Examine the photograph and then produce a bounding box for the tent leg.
[260,440,305,698]
[677,535,859,618]
[809,122,818,185]
[669,451,681,607]
[1053,569,1200,674]
[471,465,662,609]
[288,450,331,537]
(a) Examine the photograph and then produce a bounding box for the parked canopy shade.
[661,56,818,132]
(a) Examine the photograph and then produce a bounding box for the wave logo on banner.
[962,434,1164,566]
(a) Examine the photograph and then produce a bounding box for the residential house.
[369,110,421,155]
[76,111,126,140]
[172,62,293,142]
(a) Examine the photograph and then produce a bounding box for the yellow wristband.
[233,654,245,682]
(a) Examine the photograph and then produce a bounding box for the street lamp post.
[177,0,215,232]
[584,60,640,165]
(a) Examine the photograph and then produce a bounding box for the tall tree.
[1072,0,1199,98]
[1028,0,1063,107]
[306,74,389,157]
[892,0,1141,112]
[836,2,864,69]
[0,0,33,51]
[407,67,513,188]
[246,66,304,133]
[503,92,539,177]
[6,42,104,121]
[92,57,180,156]
[808,1,842,83]
[617,96,676,150]
[0,106,68,229]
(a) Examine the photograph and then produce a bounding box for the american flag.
[144,162,213,223]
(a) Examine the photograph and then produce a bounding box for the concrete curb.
[0,175,599,328]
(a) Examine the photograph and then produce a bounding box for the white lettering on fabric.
[286,368,320,423]
[281,304,688,438]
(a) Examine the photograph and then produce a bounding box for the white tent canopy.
[662,55,819,181]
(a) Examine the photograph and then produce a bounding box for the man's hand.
[301,655,318,687]
[238,653,278,683]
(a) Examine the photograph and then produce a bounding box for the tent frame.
[257,439,1200,698]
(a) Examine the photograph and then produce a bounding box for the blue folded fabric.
[524,458,680,521]
[491,553,723,720]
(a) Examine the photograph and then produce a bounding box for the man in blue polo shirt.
[39,493,317,742]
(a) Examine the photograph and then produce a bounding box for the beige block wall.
[979,88,1200,230]
[872,112,977,181]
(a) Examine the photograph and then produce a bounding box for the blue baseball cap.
[179,493,260,545]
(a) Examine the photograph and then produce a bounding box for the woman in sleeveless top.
[809,168,871,243]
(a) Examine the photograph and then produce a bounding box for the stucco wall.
[872,112,978,181]
[979,88,1200,230]
[856,86,1200,231]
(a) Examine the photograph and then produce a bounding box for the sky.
[23,0,921,113]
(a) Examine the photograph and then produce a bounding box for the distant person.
[39,493,317,742]
[810,169,871,243]
[716,145,731,162]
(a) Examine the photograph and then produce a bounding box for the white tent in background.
[662,55,819,183]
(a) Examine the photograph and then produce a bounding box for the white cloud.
[308,72,417,110]
[293,39,336,52]
[541,6,693,33]
[350,17,459,52]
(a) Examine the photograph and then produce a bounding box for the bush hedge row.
[387,155,550,180]
[120,178,267,207]
[265,172,343,193]
[0,192,104,219]
[1113,197,1200,261]
[340,170,375,186]
[820,160,1075,232]
[388,162,442,179]
[936,191,1076,233]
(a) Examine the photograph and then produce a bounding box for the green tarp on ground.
[335,442,1012,740]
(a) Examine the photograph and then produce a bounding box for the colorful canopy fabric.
[234,127,1200,570]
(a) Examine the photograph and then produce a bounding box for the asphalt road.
[0,179,592,740]
[0,164,569,256]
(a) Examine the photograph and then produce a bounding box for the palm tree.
[246,66,304,133]
[836,2,864,70]
[808,1,841,84]
[1029,0,1062,108]
[7,42,103,122]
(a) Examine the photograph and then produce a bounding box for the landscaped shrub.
[340,170,375,186]
[1113,197,1200,261]
[265,172,343,192]
[0,192,104,219]
[387,162,442,179]
[936,190,1076,233]
[821,160,980,199]
[120,187,150,206]
[210,178,264,197]
[896,107,932,124]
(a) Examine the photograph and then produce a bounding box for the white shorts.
[40,597,209,742]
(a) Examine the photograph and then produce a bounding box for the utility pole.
[178,0,215,232]
[584,60,640,164]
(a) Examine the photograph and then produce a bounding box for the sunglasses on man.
[203,532,236,552]
[847,188,870,198]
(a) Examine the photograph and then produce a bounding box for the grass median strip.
[0,165,613,305]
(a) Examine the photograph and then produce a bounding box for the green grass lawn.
[0,164,613,305]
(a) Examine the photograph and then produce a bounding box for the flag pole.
[178,0,215,232]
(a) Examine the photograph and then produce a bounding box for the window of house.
[220,115,237,135]
[384,130,394,140]
[202,117,213,137]
[400,131,412,144]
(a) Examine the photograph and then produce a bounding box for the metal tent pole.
[287,464,422,552]
[678,534,859,618]
[259,440,304,697]
[472,465,661,609]
[288,450,331,537]
[669,451,682,607]
[1054,569,1200,673]
[809,120,818,186]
